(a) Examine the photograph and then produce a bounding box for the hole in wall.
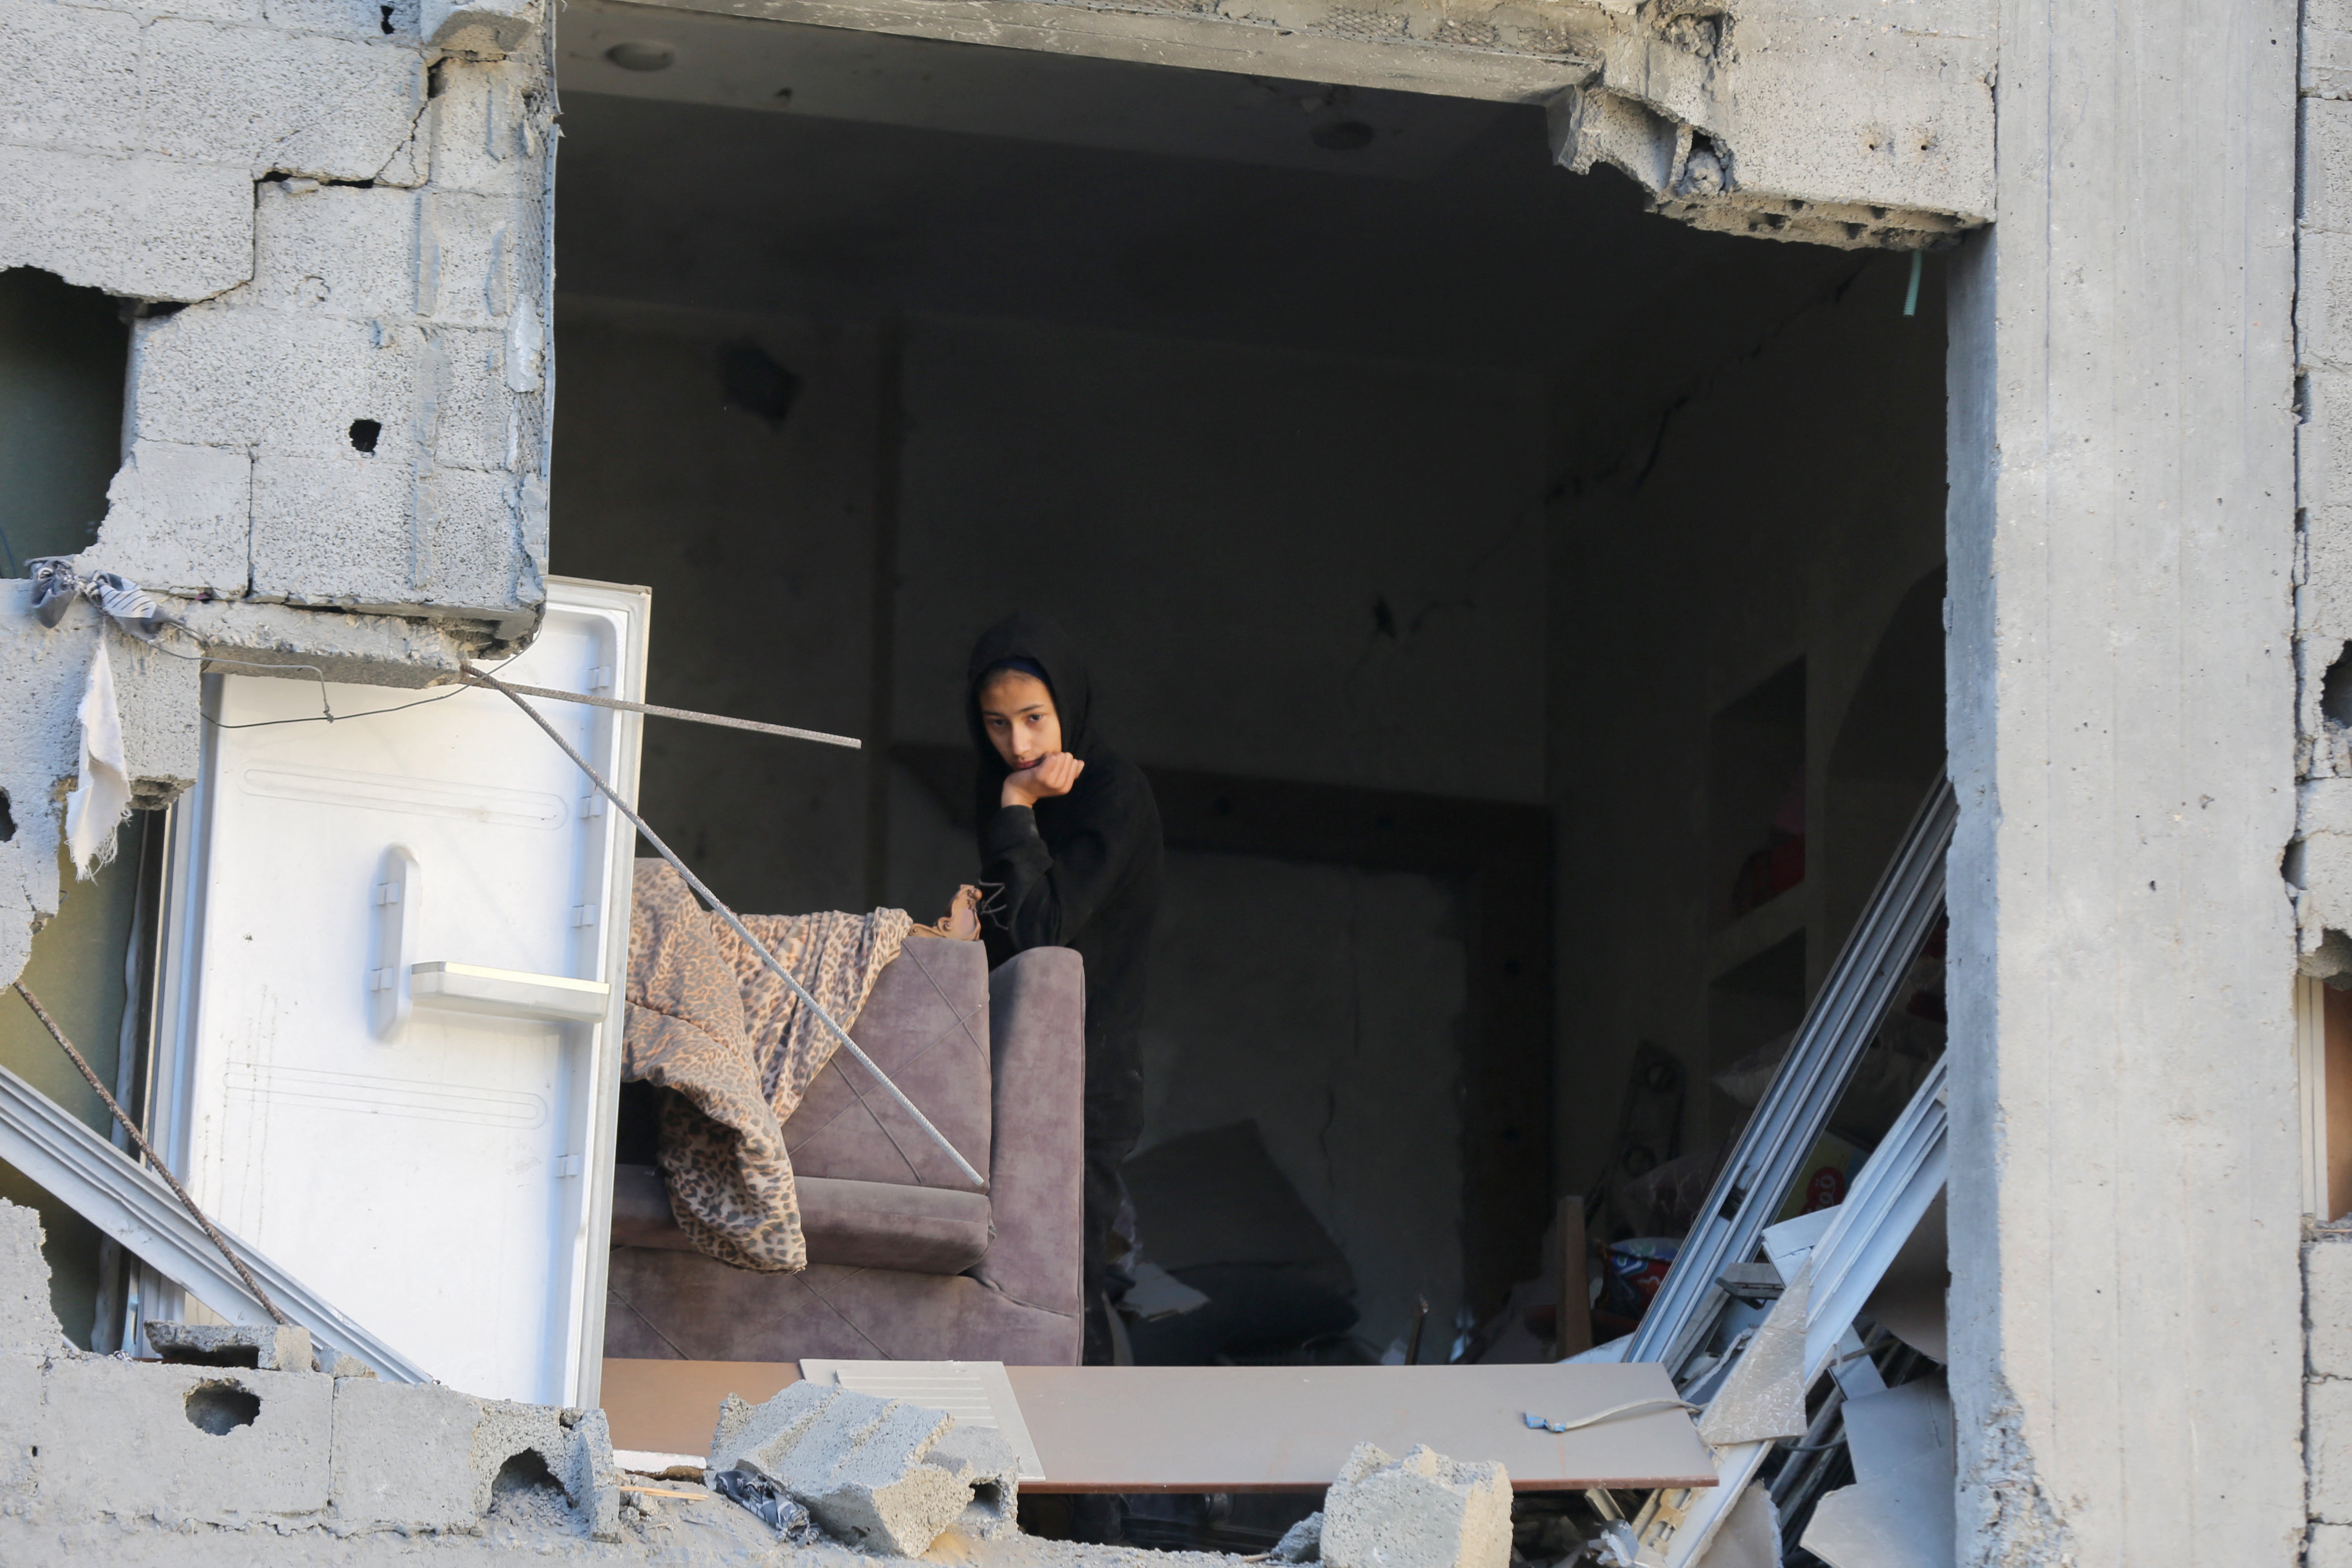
[349,419,382,454]
[184,1380,261,1435]
[719,340,800,427]
[159,1343,262,1369]
[379,2,393,30]
[2326,648,2352,730]
[0,789,14,843]
[487,1448,573,1523]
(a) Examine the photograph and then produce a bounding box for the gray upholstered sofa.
[603,936,1085,1366]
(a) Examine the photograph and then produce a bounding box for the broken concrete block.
[1273,1509,1325,1562]
[713,1382,1017,1555]
[2314,1238,2352,1380]
[144,1319,314,1372]
[0,1199,63,1364]
[1320,1443,1511,1568]
[252,181,423,319]
[82,440,254,598]
[138,19,424,181]
[423,61,543,198]
[327,1381,617,1538]
[0,145,255,300]
[37,1357,333,1525]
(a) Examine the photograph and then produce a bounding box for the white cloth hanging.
[64,634,131,879]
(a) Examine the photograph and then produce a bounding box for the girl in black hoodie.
[966,614,1163,1362]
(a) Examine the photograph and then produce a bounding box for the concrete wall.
[0,0,559,989]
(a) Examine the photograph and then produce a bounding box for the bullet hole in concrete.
[0,789,14,843]
[720,340,800,427]
[427,60,448,96]
[349,419,381,454]
[775,87,794,102]
[185,1381,261,1435]
[606,40,676,71]
[1311,121,1375,151]
[379,3,393,30]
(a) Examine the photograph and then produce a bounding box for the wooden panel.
[2328,986,2352,1223]
[603,1358,1713,1492]
[604,1357,801,1456]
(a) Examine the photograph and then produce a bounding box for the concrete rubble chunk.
[0,1199,64,1364]
[1321,1442,1512,1568]
[144,1319,314,1372]
[325,1380,620,1539]
[709,1381,1021,1554]
[1274,1509,1326,1561]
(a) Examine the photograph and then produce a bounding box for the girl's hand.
[1002,752,1085,809]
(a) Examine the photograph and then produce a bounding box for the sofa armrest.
[969,947,1084,1320]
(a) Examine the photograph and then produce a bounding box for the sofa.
[603,936,1085,1366]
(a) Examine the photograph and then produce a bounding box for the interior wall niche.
[1822,569,1947,950]
[1708,659,1807,930]
[0,268,129,575]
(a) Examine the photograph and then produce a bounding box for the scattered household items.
[706,1380,1021,1554]
[1119,1121,1358,1363]
[604,933,1086,1365]
[1626,780,1953,1377]
[709,1467,824,1542]
[132,581,650,1406]
[1320,1442,1512,1568]
[622,859,918,1271]
[1594,1043,1687,1241]
[1796,1373,1954,1568]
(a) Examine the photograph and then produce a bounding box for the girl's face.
[979,672,1063,771]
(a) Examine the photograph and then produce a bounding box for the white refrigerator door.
[161,579,646,1406]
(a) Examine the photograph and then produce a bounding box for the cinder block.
[2307,231,2352,373]
[2305,369,2352,518]
[2309,509,2352,643]
[329,1379,485,1530]
[266,0,419,42]
[0,1199,60,1365]
[134,308,422,463]
[253,182,421,318]
[1321,1442,1511,1568]
[37,1357,333,1524]
[420,192,535,325]
[0,145,252,300]
[415,463,523,608]
[425,325,521,471]
[0,0,139,154]
[249,450,418,605]
[2316,1378,2352,1524]
[715,1384,1018,1556]
[2314,1521,2352,1568]
[2316,1240,2352,1379]
[424,61,542,197]
[82,440,252,596]
[2311,100,2352,238]
[140,19,423,180]
[109,631,204,803]
[145,1321,314,1372]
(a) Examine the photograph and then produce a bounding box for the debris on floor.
[1320,1442,1511,1568]
[709,1379,1022,1554]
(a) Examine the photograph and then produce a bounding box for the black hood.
[966,613,1107,818]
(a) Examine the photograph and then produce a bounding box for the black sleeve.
[979,791,1142,952]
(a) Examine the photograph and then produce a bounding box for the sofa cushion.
[609,1163,993,1274]
[785,936,993,1190]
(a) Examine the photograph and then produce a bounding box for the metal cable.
[11,982,291,1326]
[458,673,861,750]
[458,662,983,1190]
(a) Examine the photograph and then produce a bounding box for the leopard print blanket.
[622,859,915,1272]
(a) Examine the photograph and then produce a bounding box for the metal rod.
[12,982,291,1326]
[458,673,862,750]
[460,663,984,1190]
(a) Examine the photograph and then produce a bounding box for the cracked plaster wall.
[0,0,556,986]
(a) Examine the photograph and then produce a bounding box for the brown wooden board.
[602,1359,1712,1493]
